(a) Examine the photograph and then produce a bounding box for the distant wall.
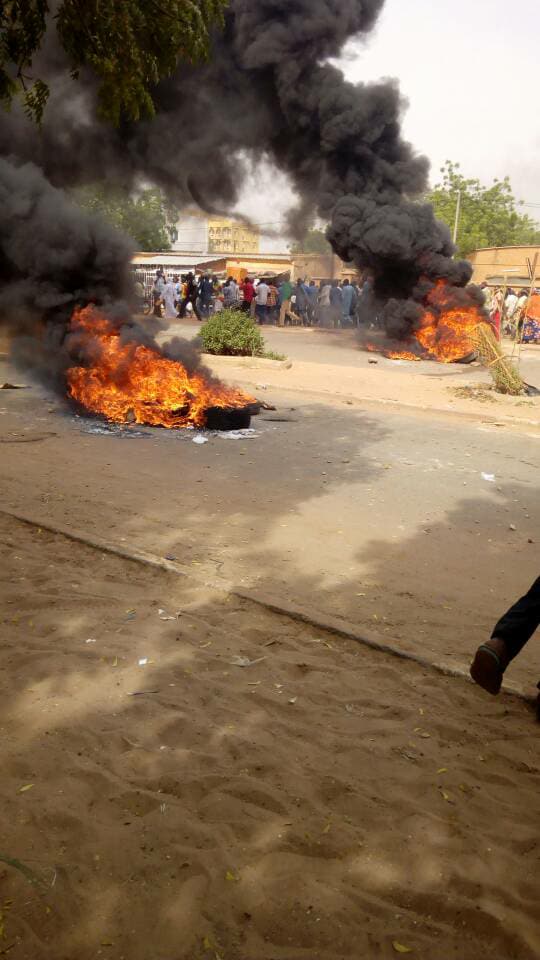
[467,246,540,287]
[291,252,360,282]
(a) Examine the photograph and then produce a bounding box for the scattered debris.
[509,524,516,531]
[158,608,178,621]
[85,638,97,644]
[218,429,258,441]
[192,435,209,445]
[228,655,266,668]
[164,554,178,561]
[124,610,137,621]
[481,472,496,482]
[368,358,378,365]
[0,382,27,390]
[392,943,413,955]
[128,690,160,696]
[18,784,34,793]
[138,658,149,666]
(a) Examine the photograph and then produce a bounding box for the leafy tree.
[428,161,540,257]
[290,229,332,255]
[74,185,172,251]
[0,0,227,124]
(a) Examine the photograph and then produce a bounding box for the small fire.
[66,305,255,428]
[379,280,490,363]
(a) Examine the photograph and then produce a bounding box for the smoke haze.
[0,0,480,357]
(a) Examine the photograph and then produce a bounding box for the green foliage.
[200,310,267,357]
[1,0,227,124]
[262,350,286,361]
[290,229,331,255]
[428,161,540,257]
[0,1,49,121]
[73,185,172,251]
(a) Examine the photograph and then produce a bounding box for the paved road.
[157,317,540,386]
[1,367,539,692]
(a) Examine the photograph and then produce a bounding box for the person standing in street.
[255,278,269,324]
[329,279,343,327]
[266,278,279,324]
[163,276,177,319]
[178,272,202,320]
[306,280,319,324]
[241,277,255,314]
[341,279,357,326]
[222,276,240,310]
[198,273,213,317]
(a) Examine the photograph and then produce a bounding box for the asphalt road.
[1,367,539,692]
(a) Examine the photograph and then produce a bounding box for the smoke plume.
[0,0,479,361]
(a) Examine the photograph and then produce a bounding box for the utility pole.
[452,189,462,246]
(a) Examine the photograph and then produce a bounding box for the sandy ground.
[1,512,540,960]
[1,356,539,693]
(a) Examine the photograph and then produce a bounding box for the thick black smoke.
[0,0,478,358]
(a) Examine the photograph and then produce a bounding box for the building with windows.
[207,217,259,254]
[167,208,260,255]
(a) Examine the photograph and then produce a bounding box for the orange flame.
[376,280,490,363]
[66,305,255,428]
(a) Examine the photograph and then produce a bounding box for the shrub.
[200,309,266,357]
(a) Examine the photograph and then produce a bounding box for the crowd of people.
[143,270,373,328]
[482,284,540,343]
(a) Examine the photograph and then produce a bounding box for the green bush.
[200,309,266,357]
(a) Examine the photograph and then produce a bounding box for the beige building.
[167,208,260,255]
[195,252,292,280]
[467,245,540,287]
[208,217,260,255]
[291,252,360,283]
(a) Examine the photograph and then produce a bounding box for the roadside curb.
[203,353,292,370]
[2,508,533,706]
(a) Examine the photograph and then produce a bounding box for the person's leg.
[470,577,540,694]
[191,297,202,322]
[178,296,188,318]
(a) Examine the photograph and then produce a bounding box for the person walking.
[278,274,294,326]
[470,576,540,706]
[267,278,279,324]
[178,272,202,320]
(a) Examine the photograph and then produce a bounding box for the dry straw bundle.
[471,323,525,395]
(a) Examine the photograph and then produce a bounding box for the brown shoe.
[470,638,509,695]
